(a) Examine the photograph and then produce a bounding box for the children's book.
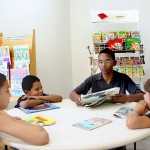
[92,32,101,44]
[131,31,140,39]
[19,103,60,114]
[101,32,115,43]
[13,45,30,63]
[73,117,112,130]
[10,68,29,96]
[81,87,120,107]
[108,38,123,50]
[113,106,133,119]
[126,38,141,50]
[25,115,56,126]
[117,31,127,39]
[0,46,11,65]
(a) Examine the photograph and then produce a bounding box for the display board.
[0,29,36,96]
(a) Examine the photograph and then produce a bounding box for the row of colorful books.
[92,31,140,44]
[114,66,144,78]
[0,45,30,66]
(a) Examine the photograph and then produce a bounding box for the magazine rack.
[0,29,36,75]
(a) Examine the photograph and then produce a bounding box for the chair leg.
[134,142,136,150]
[5,145,8,150]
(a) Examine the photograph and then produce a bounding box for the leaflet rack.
[0,29,36,75]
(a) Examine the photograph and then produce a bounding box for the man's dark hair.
[22,75,40,92]
[0,73,6,90]
[144,79,150,93]
[98,48,115,60]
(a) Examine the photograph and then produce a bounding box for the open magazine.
[113,107,133,119]
[81,87,120,107]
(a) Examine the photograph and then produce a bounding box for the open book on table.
[25,115,56,126]
[73,117,112,130]
[19,103,60,114]
[81,87,120,107]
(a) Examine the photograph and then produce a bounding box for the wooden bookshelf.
[0,29,36,75]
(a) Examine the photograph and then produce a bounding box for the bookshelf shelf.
[0,29,36,96]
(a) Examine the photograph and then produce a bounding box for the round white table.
[1,99,150,150]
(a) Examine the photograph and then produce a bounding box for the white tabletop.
[1,99,150,150]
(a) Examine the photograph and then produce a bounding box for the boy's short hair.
[99,48,115,60]
[144,79,150,93]
[22,75,40,92]
[0,73,6,89]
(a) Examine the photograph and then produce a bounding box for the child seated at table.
[15,75,63,108]
[0,73,49,145]
[126,79,150,129]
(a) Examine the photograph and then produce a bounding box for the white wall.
[0,0,150,98]
[70,0,91,88]
[70,0,150,90]
[0,0,72,98]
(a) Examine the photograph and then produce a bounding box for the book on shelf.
[19,103,60,114]
[126,38,141,50]
[113,106,133,119]
[73,117,112,130]
[108,38,123,51]
[81,87,120,107]
[25,115,56,126]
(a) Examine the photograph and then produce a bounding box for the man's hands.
[69,91,84,106]
[110,93,144,103]
[110,94,129,103]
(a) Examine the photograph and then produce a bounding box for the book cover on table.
[73,117,112,130]
[25,115,56,126]
[19,103,60,114]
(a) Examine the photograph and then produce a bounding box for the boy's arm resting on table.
[126,100,150,129]
[133,100,148,116]
[69,90,84,106]
[126,112,150,129]
[20,95,63,108]
[27,95,63,102]
[111,93,144,103]
[20,100,43,108]
[0,113,49,145]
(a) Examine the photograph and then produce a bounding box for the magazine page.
[113,106,133,119]
[81,87,120,107]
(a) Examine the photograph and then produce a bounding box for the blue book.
[19,103,59,114]
[73,117,112,130]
